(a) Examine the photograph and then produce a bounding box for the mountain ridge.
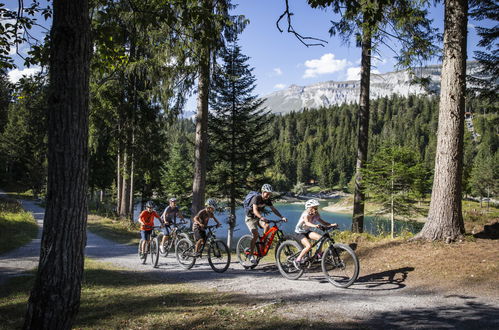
[261,62,481,114]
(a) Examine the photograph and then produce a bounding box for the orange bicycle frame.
[258,226,278,256]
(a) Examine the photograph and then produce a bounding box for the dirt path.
[1,192,498,329]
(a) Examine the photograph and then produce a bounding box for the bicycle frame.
[298,228,336,261]
[195,225,217,257]
[255,221,286,257]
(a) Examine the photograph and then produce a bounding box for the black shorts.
[193,227,207,241]
[297,231,313,240]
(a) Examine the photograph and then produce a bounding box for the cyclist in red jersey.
[138,201,161,257]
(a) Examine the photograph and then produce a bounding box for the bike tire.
[175,238,196,270]
[208,240,231,273]
[321,243,360,288]
[274,234,299,261]
[138,239,147,264]
[236,234,258,269]
[276,240,304,280]
[151,237,160,268]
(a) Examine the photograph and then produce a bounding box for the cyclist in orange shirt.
[138,201,161,258]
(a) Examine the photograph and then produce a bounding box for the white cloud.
[346,67,361,80]
[468,23,475,30]
[274,83,286,90]
[273,68,283,76]
[8,66,41,83]
[303,53,349,78]
[346,67,381,81]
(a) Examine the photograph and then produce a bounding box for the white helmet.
[169,197,177,203]
[305,199,320,209]
[205,198,217,209]
[261,184,273,193]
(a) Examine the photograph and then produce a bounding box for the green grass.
[87,215,140,245]
[0,197,38,254]
[0,259,337,329]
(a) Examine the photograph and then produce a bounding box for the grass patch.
[0,197,38,254]
[87,215,140,245]
[0,259,335,329]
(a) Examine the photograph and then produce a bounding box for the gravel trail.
[1,191,498,329]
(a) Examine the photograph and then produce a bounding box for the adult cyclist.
[245,184,287,264]
[159,197,185,254]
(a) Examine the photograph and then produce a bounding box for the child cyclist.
[192,199,222,257]
[159,197,185,253]
[138,201,162,259]
[294,199,337,267]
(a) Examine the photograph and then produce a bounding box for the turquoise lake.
[142,200,423,241]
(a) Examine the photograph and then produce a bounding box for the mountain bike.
[236,219,294,269]
[276,226,359,288]
[138,225,161,267]
[156,220,191,258]
[175,225,230,273]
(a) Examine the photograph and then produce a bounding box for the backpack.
[243,191,260,213]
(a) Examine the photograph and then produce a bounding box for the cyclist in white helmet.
[294,199,337,267]
[245,184,288,263]
[159,197,185,253]
[192,198,221,256]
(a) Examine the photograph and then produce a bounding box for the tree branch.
[276,0,328,47]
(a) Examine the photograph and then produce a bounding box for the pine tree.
[160,137,193,214]
[208,39,272,247]
[415,0,468,242]
[362,146,422,238]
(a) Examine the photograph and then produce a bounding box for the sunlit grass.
[87,215,140,245]
[0,198,38,254]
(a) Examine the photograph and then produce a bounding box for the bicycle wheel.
[321,243,360,288]
[236,234,258,269]
[150,237,160,268]
[138,239,147,264]
[160,235,173,258]
[208,240,231,273]
[274,234,298,261]
[276,240,304,280]
[175,238,196,269]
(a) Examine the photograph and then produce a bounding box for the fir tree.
[208,39,272,247]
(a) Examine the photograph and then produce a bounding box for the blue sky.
[6,0,492,113]
[230,0,486,99]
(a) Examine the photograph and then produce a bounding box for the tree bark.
[352,31,371,233]
[23,0,90,328]
[120,146,130,218]
[191,0,212,215]
[415,0,467,241]
[129,136,135,223]
[116,140,122,214]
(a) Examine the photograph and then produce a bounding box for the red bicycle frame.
[256,226,279,256]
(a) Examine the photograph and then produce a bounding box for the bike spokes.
[321,244,359,288]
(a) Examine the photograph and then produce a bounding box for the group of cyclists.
[137,183,337,269]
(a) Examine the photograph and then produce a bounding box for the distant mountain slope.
[262,62,482,114]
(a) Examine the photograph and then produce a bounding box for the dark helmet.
[145,201,154,208]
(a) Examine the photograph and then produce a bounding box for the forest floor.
[1,190,498,329]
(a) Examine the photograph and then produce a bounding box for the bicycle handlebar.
[318,224,338,232]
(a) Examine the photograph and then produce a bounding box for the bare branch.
[276,0,328,47]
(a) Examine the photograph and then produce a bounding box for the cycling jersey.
[295,210,321,234]
[139,210,160,231]
[246,194,273,218]
[162,206,180,224]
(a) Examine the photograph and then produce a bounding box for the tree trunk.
[415,0,467,241]
[129,145,135,223]
[116,144,122,214]
[23,0,90,328]
[352,31,371,233]
[120,147,130,218]
[191,0,212,215]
